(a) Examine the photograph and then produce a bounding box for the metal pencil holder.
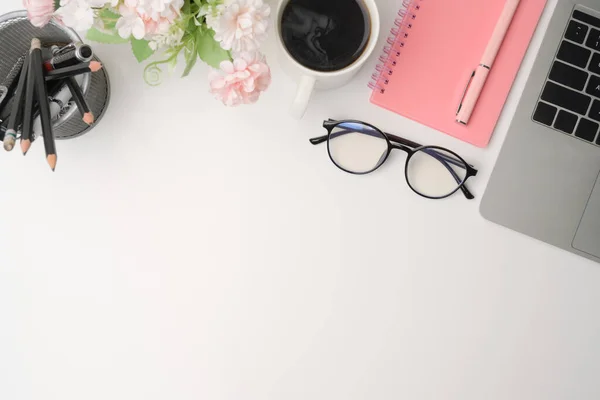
[0,11,110,140]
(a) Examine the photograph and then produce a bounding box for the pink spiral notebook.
[369,0,547,148]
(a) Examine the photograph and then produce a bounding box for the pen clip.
[53,43,75,56]
[456,70,476,115]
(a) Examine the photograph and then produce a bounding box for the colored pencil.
[31,38,57,170]
[29,80,69,143]
[3,54,29,151]
[0,55,27,121]
[20,50,38,155]
[65,76,93,125]
[44,61,102,81]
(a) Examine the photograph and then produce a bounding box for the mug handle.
[290,75,316,119]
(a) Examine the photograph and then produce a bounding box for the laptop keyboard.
[533,9,600,146]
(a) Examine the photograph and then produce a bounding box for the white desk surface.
[1,0,600,399]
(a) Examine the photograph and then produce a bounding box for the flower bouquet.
[24,0,272,105]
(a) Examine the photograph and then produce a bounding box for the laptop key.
[573,10,600,29]
[557,40,591,68]
[589,100,600,122]
[586,28,600,51]
[549,61,588,90]
[541,82,591,115]
[554,110,578,134]
[533,102,557,126]
[589,53,600,74]
[586,75,600,98]
[575,118,599,142]
[566,20,589,44]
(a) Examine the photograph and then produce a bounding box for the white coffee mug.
[275,0,380,119]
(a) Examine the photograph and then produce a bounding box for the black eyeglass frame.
[310,119,479,200]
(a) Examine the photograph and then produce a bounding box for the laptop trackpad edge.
[573,171,600,259]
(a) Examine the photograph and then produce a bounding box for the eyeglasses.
[310,119,478,200]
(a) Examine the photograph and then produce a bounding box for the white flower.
[148,24,184,50]
[137,0,183,21]
[113,0,184,41]
[141,0,169,20]
[88,0,118,6]
[116,5,145,39]
[213,0,270,53]
[55,0,95,31]
[198,0,224,30]
[163,0,184,20]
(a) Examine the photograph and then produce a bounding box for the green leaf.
[98,8,121,30]
[131,38,155,63]
[186,17,197,34]
[54,0,60,10]
[182,0,192,14]
[86,27,129,44]
[196,29,231,69]
[182,40,198,77]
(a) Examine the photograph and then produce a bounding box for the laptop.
[482,1,600,263]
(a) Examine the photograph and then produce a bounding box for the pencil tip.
[20,139,31,155]
[90,61,103,72]
[83,112,94,125]
[47,154,57,171]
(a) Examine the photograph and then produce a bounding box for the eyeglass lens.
[328,122,388,173]
[406,147,468,198]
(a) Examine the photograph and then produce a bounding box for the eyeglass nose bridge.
[390,143,413,153]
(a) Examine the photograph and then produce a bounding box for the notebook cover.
[370,0,548,148]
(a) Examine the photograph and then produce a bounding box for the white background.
[2,0,600,399]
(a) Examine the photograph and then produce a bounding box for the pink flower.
[115,0,183,40]
[209,52,271,106]
[213,0,270,53]
[116,5,146,39]
[23,0,55,28]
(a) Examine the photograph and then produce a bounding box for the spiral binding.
[368,0,423,94]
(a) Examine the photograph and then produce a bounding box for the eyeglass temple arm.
[310,125,476,200]
[309,128,422,147]
[310,135,329,145]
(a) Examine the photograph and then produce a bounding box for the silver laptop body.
[482,0,600,263]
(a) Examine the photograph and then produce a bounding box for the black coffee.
[281,0,371,72]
